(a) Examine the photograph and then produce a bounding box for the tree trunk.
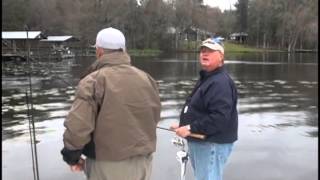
[281,34,285,49]
[175,31,178,50]
[288,42,292,52]
[133,33,136,49]
[288,31,299,52]
[292,35,298,52]
[256,19,260,48]
[263,33,266,49]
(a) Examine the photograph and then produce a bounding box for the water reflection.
[2,52,318,138]
[225,51,318,63]
[133,53,318,138]
[2,58,76,140]
[2,52,318,180]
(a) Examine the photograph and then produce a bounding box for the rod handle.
[189,133,206,139]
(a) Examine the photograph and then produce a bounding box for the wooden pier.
[2,31,78,62]
[2,53,28,62]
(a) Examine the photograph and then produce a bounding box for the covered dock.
[229,32,248,44]
[2,31,46,61]
[2,32,79,61]
[39,36,79,59]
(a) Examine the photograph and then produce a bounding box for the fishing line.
[22,27,75,180]
[25,91,37,180]
[25,25,40,180]
[51,75,75,87]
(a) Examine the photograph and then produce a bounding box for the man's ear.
[96,47,104,59]
[219,52,224,60]
[219,52,224,66]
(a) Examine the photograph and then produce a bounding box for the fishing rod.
[157,126,206,140]
[51,75,75,87]
[25,91,38,180]
[25,24,40,180]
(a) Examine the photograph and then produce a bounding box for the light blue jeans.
[188,141,234,180]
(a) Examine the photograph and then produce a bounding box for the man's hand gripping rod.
[157,126,206,140]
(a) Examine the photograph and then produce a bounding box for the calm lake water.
[2,52,318,180]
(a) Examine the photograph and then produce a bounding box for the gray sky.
[203,0,237,11]
[137,0,238,11]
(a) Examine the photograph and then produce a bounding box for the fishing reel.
[171,136,185,150]
[171,137,188,180]
[172,137,188,162]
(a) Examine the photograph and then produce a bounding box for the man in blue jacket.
[171,37,238,180]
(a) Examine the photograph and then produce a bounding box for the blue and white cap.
[200,37,224,54]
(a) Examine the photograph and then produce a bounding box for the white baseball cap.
[200,38,224,54]
[94,27,126,50]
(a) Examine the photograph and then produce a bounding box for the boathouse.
[39,36,79,51]
[229,32,248,43]
[2,31,46,54]
[39,36,79,59]
[2,31,47,61]
[2,31,80,60]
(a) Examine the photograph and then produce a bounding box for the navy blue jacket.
[179,66,238,143]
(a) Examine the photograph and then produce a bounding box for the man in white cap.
[171,37,238,180]
[61,27,161,180]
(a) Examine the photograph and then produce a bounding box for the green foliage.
[246,0,318,51]
[177,41,284,52]
[224,42,283,52]
[180,40,200,51]
[234,0,248,32]
[128,48,162,56]
[2,0,28,30]
[2,0,318,52]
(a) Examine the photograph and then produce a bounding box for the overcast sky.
[137,0,238,11]
[203,0,238,11]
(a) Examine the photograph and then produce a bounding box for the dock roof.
[40,36,79,42]
[2,31,45,39]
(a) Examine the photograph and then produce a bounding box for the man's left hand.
[174,125,191,138]
[70,157,85,172]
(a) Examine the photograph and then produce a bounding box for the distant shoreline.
[128,42,318,56]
